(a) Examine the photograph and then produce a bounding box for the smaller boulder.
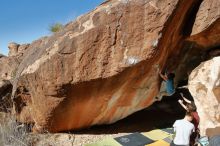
[189,56,220,136]
[18,44,30,54]
[8,42,20,56]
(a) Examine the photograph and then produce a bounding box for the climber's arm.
[159,71,168,81]
[180,93,192,104]
[178,99,188,111]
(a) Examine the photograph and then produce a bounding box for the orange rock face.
[191,0,220,35]
[189,0,220,48]
[12,0,218,133]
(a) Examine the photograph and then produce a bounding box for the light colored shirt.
[173,119,195,146]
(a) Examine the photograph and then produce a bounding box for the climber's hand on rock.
[180,93,184,98]
[178,99,183,104]
[158,69,162,74]
[154,64,160,72]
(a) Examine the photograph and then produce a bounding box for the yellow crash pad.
[142,129,171,141]
[146,140,170,146]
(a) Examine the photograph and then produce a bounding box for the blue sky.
[0,0,104,55]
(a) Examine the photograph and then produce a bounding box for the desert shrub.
[11,69,17,79]
[49,23,64,33]
[0,113,32,146]
[0,113,74,146]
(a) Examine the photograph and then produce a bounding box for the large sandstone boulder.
[12,0,204,132]
[189,57,220,137]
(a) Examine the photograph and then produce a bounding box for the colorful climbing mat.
[85,128,174,146]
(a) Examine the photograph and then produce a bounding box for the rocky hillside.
[0,0,219,135]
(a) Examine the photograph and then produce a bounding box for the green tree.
[49,23,64,33]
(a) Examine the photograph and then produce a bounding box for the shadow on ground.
[71,88,192,135]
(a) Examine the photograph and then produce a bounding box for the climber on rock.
[156,68,175,101]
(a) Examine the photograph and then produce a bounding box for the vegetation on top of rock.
[49,23,64,33]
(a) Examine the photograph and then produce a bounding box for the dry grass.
[0,112,76,146]
[0,112,32,146]
[0,92,31,146]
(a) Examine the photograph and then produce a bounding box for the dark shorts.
[170,141,188,146]
[190,131,199,145]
